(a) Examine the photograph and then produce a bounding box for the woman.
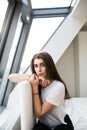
[29,51,74,130]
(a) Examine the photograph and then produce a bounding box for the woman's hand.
[38,76,50,88]
[29,74,39,93]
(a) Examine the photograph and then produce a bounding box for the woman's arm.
[29,74,55,117]
[33,95,55,117]
[8,73,30,82]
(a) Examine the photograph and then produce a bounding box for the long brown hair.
[30,52,70,99]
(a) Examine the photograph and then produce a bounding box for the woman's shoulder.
[53,80,64,87]
[48,80,65,99]
[50,80,65,91]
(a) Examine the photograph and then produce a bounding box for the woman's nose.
[38,66,41,71]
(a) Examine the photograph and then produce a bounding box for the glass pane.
[0,14,23,105]
[31,0,72,9]
[0,0,8,33]
[20,17,64,73]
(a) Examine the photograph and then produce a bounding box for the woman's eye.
[42,63,45,67]
[34,64,38,68]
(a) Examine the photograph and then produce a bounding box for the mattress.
[64,97,87,130]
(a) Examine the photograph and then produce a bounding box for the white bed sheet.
[1,80,87,130]
[64,97,87,130]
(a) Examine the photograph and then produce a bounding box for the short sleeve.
[46,82,65,106]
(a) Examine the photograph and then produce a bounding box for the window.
[20,17,64,73]
[19,0,77,73]
[0,14,23,105]
[0,0,8,34]
[31,0,75,9]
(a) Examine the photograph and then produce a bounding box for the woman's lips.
[37,73,43,76]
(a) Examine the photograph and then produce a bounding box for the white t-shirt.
[39,80,66,129]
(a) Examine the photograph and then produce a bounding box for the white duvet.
[0,81,87,130]
[64,97,87,130]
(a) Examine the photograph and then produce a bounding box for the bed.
[0,81,87,130]
[20,81,87,130]
[65,97,87,130]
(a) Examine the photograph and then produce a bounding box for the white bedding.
[64,97,87,130]
[0,80,87,130]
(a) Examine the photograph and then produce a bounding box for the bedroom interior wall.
[78,31,87,97]
[74,31,87,97]
[56,31,87,97]
[73,36,80,96]
[56,43,75,97]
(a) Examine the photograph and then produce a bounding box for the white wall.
[43,0,87,64]
[56,31,87,97]
[78,31,87,96]
[56,43,75,97]
[73,36,80,96]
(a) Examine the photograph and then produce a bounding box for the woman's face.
[34,58,46,78]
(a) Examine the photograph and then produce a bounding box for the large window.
[19,0,77,73]
[0,14,23,105]
[20,17,64,73]
[0,0,8,34]
[31,0,77,8]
